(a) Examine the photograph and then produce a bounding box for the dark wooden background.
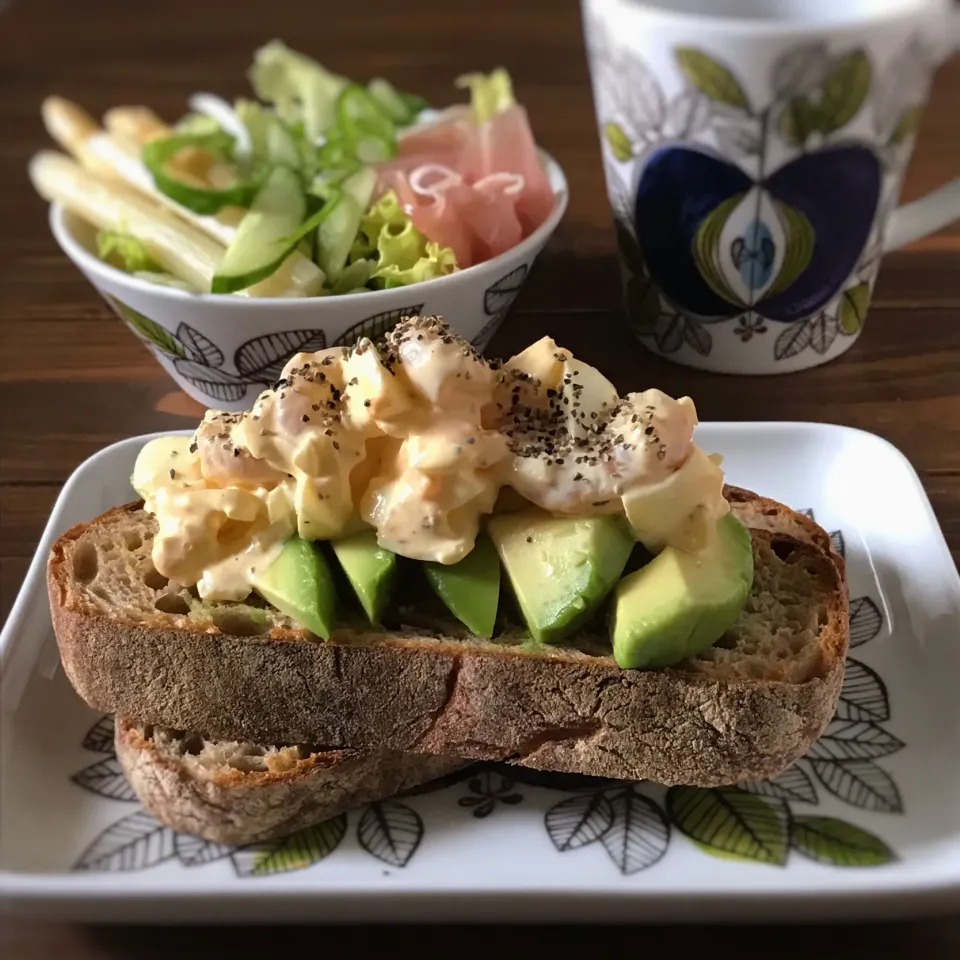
[1,0,958,950]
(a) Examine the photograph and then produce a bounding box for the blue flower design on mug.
[584,14,938,369]
[634,143,881,324]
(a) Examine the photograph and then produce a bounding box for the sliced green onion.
[346,131,395,163]
[367,78,412,124]
[142,130,265,214]
[337,84,394,141]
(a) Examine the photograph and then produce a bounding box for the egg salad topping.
[133,315,729,601]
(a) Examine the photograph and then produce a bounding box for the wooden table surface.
[1,0,958,950]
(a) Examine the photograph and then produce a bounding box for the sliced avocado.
[329,528,396,624]
[487,510,634,645]
[423,532,500,638]
[250,536,338,639]
[610,512,754,669]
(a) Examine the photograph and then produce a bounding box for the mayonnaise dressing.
[133,317,729,601]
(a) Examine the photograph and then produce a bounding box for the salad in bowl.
[29,41,568,410]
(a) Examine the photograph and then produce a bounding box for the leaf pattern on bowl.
[234,330,329,384]
[172,358,249,403]
[332,305,425,348]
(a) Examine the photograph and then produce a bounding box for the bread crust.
[114,717,467,844]
[49,490,848,787]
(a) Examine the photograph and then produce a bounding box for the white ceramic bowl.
[49,152,569,412]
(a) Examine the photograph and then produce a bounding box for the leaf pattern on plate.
[82,714,116,754]
[836,658,890,723]
[74,811,176,872]
[849,597,883,646]
[738,765,818,805]
[790,816,896,866]
[332,306,424,348]
[830,529,846,557]
[357,801,423,867]
[600,789,670,875]
[545,793,615,851]
[667,787,790,865]
[71,756,138,802]
[230,815,347,877]
[808,721,905,762]
[483,266,528,318]
[172,359,250,403]
[234,329,328,383]
[176,324,224,368]
[174,833,233,868]
[809,759,903,813]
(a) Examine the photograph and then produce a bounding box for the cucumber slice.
[316,167,377,280]
[211,165,307,294]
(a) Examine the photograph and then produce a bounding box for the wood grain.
[0,0,958,949]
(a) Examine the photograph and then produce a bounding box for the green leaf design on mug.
[818,50,871,134]
[615,219,645,274]
[627,274,661,335]
[778,95,819,148]
[604,121,633,161]
[767,202,815,298]
[790,816,896,866]
[666,786,789,865]
[108,296,186,359]
[692,193,746,308]
[839,282,870,334]
[889,105,923,145]
[675,48,750,111]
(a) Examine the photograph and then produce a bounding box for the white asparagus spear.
[102,104,324,298]
[43,97,241,244]
[29,150,228,293]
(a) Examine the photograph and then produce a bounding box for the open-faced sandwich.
[47,315,848,842]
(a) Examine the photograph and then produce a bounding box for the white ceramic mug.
[582,0,960,374]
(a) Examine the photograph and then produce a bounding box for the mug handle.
[884,8,960,251]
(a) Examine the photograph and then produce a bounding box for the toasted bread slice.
[114,717,467,844]
[48,487,848,786]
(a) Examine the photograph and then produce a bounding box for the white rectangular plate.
[2,423,959,923]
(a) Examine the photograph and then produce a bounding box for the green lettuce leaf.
[133,271,199,292]
[372,241,457,287]
[351,190,458,288]
[249,40,348,142]
[455,67,515,123]
[327,258,375,295]
[96,230,161,273]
